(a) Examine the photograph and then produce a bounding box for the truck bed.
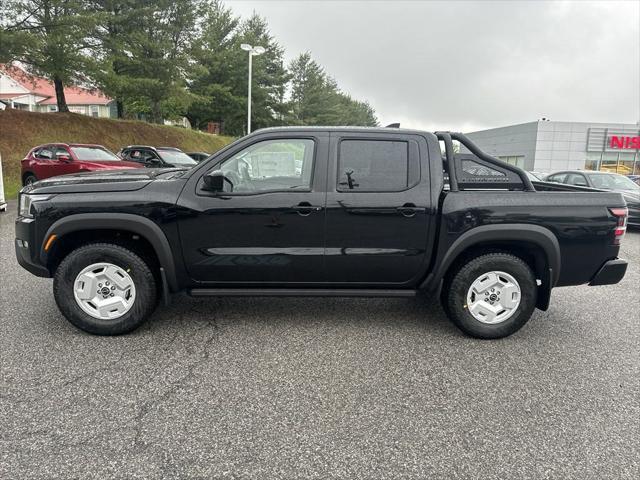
[436,188,625,287]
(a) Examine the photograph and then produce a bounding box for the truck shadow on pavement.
[143,293,462,338]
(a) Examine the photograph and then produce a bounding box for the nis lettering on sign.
[609,135,640,149]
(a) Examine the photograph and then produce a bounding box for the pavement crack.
[131,318,220,449]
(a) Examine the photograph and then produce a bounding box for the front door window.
[219,139,315,193]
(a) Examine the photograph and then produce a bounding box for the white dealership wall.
[463,120,640,174]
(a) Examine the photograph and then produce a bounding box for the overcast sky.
[227,0,639,132]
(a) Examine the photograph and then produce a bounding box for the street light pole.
[241,43,265,134]
[247,51,253,134]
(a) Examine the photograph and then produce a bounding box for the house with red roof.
[0,64,115,118]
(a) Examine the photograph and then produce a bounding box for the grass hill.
[0,109,234,199]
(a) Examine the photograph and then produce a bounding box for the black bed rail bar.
[435,131,536,192]
[435,132,459,192]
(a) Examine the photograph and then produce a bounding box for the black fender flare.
[421,224,561,295]
[41,213,179,291]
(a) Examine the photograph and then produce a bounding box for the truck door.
[178,133,329,284]
[324,132,433,285]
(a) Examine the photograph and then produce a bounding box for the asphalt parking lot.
[1,201,639,479]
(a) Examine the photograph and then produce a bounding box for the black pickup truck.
[15,127,630,338]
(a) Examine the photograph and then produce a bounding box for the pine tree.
[287,52,378,127]
[90,0,199,122]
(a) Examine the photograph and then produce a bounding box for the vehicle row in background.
[542,170,639,226]
[21,143,202,185]
[21,143,139,186]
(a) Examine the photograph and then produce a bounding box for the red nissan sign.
[609,135,640,149]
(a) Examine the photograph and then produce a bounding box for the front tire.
[443,253,537,339]
[53,243,157,335]
[23,174,37,186]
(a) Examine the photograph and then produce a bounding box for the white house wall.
[36,103,113,117]
[0,73,29,94]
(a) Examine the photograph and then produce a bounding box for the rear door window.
[337,139,418,192]
[142,149,160,162]
[128,149,152,163]
[547,173,567,184]
[54,147,69,159]
[566,173,589,187]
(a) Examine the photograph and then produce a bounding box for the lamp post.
[240,43,266,134]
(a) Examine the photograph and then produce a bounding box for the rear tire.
[53,243,157,335]
[443,253,537,339]
[23,174,37,186]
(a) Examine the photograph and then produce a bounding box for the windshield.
[157,150,198,166]
[70,146,120,161]
[586,173,640,191]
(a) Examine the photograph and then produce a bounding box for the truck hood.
[23,168,188,194]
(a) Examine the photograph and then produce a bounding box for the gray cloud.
[228,0,639,131]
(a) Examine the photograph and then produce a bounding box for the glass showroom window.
[600,152,618,173]
[618,153,635,175]
[585,152,601,171]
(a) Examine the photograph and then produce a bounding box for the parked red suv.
[21,143,140,185]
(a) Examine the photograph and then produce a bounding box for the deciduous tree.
[0,0,98,112]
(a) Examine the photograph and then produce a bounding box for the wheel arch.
[423,224,561,310]
[22,171,37,184]
[41,213,179,291]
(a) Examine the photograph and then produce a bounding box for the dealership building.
[462,120,640,175]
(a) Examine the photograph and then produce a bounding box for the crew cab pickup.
[15,128,629,338]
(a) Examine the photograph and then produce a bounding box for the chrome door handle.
[396,204,425,217]
[291,203,323,216]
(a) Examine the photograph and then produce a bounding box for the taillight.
[609,207,628,245]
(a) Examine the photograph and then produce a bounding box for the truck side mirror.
[203,170,232,193]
